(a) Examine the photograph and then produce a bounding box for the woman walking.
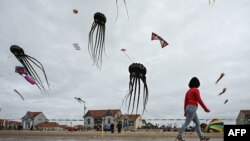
[176,77,210,141]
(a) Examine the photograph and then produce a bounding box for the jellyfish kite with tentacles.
[10,45,50,94]
[123,63,149,114]
[88,12,107,69]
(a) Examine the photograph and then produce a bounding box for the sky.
[0,0,250,126]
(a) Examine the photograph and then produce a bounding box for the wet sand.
[0,130,223,141]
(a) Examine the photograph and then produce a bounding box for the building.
[236,110,250,125]
[0,119,22,130]
[118,114,143,131]
[84,109,122,130]
[35,122,64,131]
[21,111,48,130]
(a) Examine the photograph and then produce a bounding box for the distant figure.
[110,123,114,133]
[175,77,210,141]
[116,122,122,133]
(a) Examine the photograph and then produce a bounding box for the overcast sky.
[0,0,250,126]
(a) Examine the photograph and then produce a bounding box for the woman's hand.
[205,108,210,113]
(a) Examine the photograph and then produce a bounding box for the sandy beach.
[0,130,223,141]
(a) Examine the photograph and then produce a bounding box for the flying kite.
[13,89,24,101]
[218,88,227,96]
[88,12,107,69]
[123,63,149,114]
[15,66,28,75]
[215,73,225,84]
[73,43,81,50]
[10,45,50,94]
[73,9,78,14]
[75,97,85,103]
[115,0,129,21]
[15,66,36,85]
[151,32,168,48]
[224,99,228,104]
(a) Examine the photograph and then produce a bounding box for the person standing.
[116,121,122,133]
[110,123,114,133]
[176,77,210,141]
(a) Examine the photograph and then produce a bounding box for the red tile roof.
[0,119,8,125]
[240,110,250,115]
[127,114,141,121]
[87,109,121,117]
[117,114,141,121]
[27,111,42,119]
[35,122,60,127]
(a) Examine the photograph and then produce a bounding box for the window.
[129,121,134,126]
[87,119,90,125]
[108,118,111,124]
[246,116,250,124]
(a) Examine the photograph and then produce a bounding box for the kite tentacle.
[26,55,50,90]
[21,56,46,94]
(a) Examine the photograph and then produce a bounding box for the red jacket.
[184,88,208,112]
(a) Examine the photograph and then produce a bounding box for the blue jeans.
[177,105,203,139]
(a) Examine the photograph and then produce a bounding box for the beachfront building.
[21,111,48,130]
[84,109,122,130]
[118,114,143,131]
[0,119,22,130]
[35,122,64,131]
[236,110,250,125]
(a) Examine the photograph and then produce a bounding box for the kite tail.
[123,0,129,20]
[123,52,133,63]
[115,0,119,22]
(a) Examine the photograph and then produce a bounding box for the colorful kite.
[73,43,81,50]
[151,32,168,48]
[73,9,78,14]
[24,75,36,85]
[10,45,50,94]
[205,119,224,133]
[123,63,149,114]
[215,73,225,84]
[88,12,107,69]
[15,66,28,75]
[15,66,36,85]
[218,88,227,96]
[13,89,24,101]
[115,0,129,21]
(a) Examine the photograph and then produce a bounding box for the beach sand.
[0,130,223,141]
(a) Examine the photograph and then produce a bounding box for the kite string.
[123,52,133,63]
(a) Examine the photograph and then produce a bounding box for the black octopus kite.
[88,12,107,69]
[123,63,149,114]
[10,45,50,94]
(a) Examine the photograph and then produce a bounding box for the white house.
[21,111,48,130]
[236,110,250,125]
[84,109,122,130]
[118,114,143,131]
